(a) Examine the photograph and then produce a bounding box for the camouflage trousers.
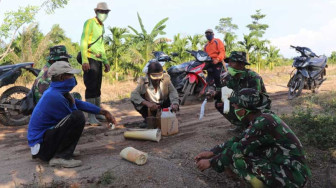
[214,139,309,188]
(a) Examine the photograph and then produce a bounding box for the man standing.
[204,29,226,90]
[131,61,179,128]
[80,2,111,125]
[32,45,72,103]
[28,61,117,168]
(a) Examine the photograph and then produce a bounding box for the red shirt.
[204,38,226,62]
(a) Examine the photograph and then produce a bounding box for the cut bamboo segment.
[124,128,161,142]
[120,147,148,165]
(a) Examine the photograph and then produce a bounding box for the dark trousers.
[133,99,171,120]
[206,62,223,88]
[33,110,85,161]
[84,58,103,99]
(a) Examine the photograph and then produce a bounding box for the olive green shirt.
[131,73,179,110]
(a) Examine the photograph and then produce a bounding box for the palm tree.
[105,26,129,80]
[238,33,257,62]
[266,45,281,70]
[127,13,168,70]
[7,24,51,67]
[254,39,269,72]
[223,32,237,55]
[171,34,189,64]
[187,34,203,50]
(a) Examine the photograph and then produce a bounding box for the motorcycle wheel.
[180,82,195,105]
[0,86,30,126]
[288,73,305,100]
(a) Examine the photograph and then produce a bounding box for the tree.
[0,0,70,63]
[0,6,39,62]
[187,34,203,51]
[215,17,238,54]
[329,51,336,63]
[246,9,269,37]
[170,34,189,65]
[266,46,281,70]
[254,39,269,72]
[7,24,51,67]
[127,12,168,71]
[105,27,129,80]
[238,33,257,62]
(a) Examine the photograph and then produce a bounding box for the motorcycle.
[168,50,213,105]
[142,51,178,74]
[0,62,40,126]
[287,45,327,99]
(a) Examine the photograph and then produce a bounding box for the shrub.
[282,108,336,150]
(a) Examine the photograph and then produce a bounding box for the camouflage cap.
[224,51,250,65]
[47,45,72,61]
[230,88,271,110]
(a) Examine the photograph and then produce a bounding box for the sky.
[0,0,336,58]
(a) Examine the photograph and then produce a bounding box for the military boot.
[95,97,106,121]
[86,98,102,126]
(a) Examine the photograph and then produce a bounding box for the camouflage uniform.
[215,51,269,126]
[33,63,52,102]
[32,45,72,103]
[209,89,311,187]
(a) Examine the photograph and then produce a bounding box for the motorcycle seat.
[307,56,327,67]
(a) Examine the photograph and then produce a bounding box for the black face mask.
[206,34,214,41]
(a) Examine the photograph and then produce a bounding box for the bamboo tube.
[120,147,148,165]
[124,128,161,142]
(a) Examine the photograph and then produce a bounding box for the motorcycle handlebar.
[290,45,296,48]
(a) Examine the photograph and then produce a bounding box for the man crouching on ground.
[27,61,117,168]
[131,61,179,128]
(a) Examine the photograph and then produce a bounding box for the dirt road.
[0,78,334,187]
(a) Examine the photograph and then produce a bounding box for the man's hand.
[82,63,90,72]
[100,109,117,127]
[144,101,160,111]
[196,159,211,171]
[64,93,75,105]
[171,104,179,113]
[206,90,217,99]
[104,64,110,73]
[195,151,215,162]
[212,58,219,64]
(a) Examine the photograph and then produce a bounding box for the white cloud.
[271,18,336,58]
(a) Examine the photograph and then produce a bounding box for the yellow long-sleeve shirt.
[80,17,108,65]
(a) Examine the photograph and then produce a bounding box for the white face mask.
[97,13,108,22]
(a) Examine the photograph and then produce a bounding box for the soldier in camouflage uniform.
[32,45,72,103]
[195,88,311,188]
[210,51,269,127]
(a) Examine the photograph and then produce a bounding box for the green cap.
[224,51,250,65]
[47,45,72,61]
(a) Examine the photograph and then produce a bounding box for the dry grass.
[72,77,137,102]
[0,65,334,103]
[0,77,137,103]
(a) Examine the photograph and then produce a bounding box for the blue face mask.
[50,77,77,93]
[206,35,214,41]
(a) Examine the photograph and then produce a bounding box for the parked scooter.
[0,62,40,126]
[168,50,213,105]
[142,51,177,73]
[287,45,327,99]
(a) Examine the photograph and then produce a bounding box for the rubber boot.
[86,98,102,126]
[95,97,106,121]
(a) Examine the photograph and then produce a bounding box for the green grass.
[282,91,336,150]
